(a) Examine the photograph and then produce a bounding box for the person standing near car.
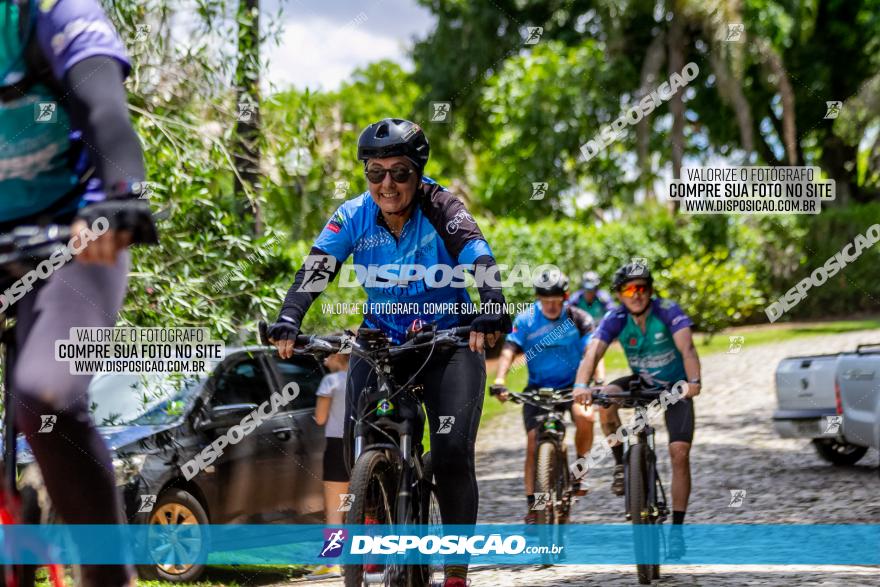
[267,118,510,587]
[305,350,350,581]
[1,0,157,584]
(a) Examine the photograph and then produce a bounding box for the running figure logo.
[337,494,355,512]
[725,24,745,42]
[824,101,842,119]
[319,528,348,558]
[524,27,543,45]
[823,415,842,434]
[728,489,746,508]
[237,102,256,122]
[531,492,550,510]
[333,181,349,200]
[298,255,337,293]
[630,257,648,276]
[437,416,455,434]
[727,335,744,354]
[530,182,548,201]
[430,102,451,123]
[133,23,151,42]
[38,415,56,433]
[35,102,57,123]
[138,494,157,513]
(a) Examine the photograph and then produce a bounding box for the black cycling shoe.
[612,464,625,496]
[667,526,687,560]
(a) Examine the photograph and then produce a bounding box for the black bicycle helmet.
[611,261,653,291]
[357,118,430,172]
[534,268,570,296]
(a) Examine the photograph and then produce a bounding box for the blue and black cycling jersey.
[505,301,593,389]
[279,178,505,343]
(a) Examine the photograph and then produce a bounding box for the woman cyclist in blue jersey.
[268,118,510,587]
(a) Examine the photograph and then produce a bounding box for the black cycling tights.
[344,343,486,526]
[12,253,132,587]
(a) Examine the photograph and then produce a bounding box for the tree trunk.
[756,39,798,165]
[234,0,261,235]
[667,2,686,213]
[708,51,754,155]
[821,134,860,204]
[637,33,666,201]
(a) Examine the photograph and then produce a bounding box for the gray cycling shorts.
[13,251,130,410]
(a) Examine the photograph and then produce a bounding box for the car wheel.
[137,488,209,583]
[812,438,869,466]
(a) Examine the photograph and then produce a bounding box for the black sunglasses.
[365,164,416,184]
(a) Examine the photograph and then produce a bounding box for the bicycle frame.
[622,406,669,524]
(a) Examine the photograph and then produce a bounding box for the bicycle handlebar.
[258,320,471,357]
[589,382,683,408]
[0,224,73,274]
[504,387,574,410]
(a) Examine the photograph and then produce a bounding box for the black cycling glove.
[471,292,512,335]
[76,199,158,245]
[267,315,301,341]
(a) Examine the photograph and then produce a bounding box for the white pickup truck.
[773,352,869,465]
[836,344,880,461]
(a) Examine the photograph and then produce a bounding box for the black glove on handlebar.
[76,199,158,245]
[267,315,300,341]
[470,309,512,335]
[489,384,508,396]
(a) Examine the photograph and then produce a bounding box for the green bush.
[656,251,765,340]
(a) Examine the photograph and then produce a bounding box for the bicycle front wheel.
[344,450,397,587]
[627,443,655,585]
[535,441,558,525]
[409,452,443,587]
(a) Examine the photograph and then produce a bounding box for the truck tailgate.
[837,351,880,449]
[775,354,839,412]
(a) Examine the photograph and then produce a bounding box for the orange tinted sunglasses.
[620,284,649,298]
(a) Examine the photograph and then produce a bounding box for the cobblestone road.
[470,329,880,585]
[274,329,880,586]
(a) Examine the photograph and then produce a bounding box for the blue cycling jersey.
[505,301,593,389]
[313,178,493,343]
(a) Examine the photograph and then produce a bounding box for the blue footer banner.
[0,524,878,565]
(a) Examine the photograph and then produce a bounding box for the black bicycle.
[591,380,681,585]
[259,320,470,587]
[0,225,74,587]
[490,386,578,527]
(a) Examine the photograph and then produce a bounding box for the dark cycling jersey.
[594,297,693,385]
[283,178,502,343]
[505,302,593,388]
[0,0,131,222]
